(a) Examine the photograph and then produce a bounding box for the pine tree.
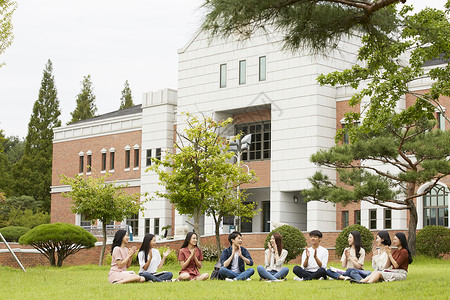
[119,80,134,110]
[11,59,61,211]
[69,75,97,124]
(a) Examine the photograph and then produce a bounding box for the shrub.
[201,243,224,262]
[416,225,450,258]
[264,225,306,262]
[335,224,373,258]
[0,226,30,242]
[19,223,97,267]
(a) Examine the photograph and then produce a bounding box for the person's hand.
[129,246,137,256]
[345,249,350,258]
[268,241,272,252]
[189,247,196,257]
[237,246,242,257]
[163,249,171,258]
[385,247,391,256]
[272,241,278,253]
[305,248,310,259]
[314,248,317,258]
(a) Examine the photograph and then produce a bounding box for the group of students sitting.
[107,228,412,284]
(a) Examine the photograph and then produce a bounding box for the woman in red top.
[177,232,209,281]
[359,232,412,283]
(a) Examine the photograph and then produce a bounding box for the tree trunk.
[99,221,107,266]
[214,215,222,257]
[48,248,56,267]
[407,200,418,257]
[193,207,201,248]
[406,183,418,256]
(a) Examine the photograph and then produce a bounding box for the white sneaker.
[342,276,351,281]
[225,278,234,282]
[330,267,338,272]
[293,277,303,281]
[246,278,252,281]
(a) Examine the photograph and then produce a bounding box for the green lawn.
[0,256,448,299]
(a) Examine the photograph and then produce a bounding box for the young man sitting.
[218,231,255,281]
[293,230,328,281]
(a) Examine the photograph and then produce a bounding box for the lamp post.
[229,134,251,232]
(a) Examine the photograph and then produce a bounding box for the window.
[423,185,448,227]
[154,218,160,235]
[134,148,140,168]
[354,210,361,225]
[156,148,162,161]
[86,151,92,173]
[239,60,246,85]
[437,112,446,130]
[101,152,106,171]
[110,151,115,171]
[369,209,377,229]
[259,56,266,81]
[126,214,139,237]
[342,211,349,229]
[384,209,392,229]
[146,149,152,166]
[145,218,150,235]
[342,124,349,144]
[235,121,271,161]
[220,64,227,88]
[78,153,84,174]
[80,214,91,227]
[124,146,131,170]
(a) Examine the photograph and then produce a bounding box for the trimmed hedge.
[335,224,373,257]
[416,225,450,258]
[0,226,30,242]
[264,225,306,262]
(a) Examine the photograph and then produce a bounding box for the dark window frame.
[235,121,271,161]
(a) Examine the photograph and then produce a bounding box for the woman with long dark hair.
[348,231,391,281]
[138,233,173,282]
[257,232,289,281]
[359,232,412,283]
[108,229,145,284]
[177,232,209,281]
[326,231,365,280]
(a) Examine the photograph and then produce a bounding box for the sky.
[0,0,447,138]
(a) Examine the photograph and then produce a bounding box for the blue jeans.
[347,268,371,281]
[139,271,173,282]
[218,267,255,281]
[257,265,289,280]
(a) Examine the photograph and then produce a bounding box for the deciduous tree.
[0,0,16,67]
[61,173,144,266]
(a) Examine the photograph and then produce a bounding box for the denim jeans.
[326,268,354,279]
[347,268,371,281]
[139,271,173,282]
[256,265,289,280]
[218,267,255,281]
[292,266,327,280]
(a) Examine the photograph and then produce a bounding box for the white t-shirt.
[301,246,329,272]
[230,252,240,274]
[138,248,161,274]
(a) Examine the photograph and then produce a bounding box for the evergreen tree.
[11,59,61,211]
[69,75,97,124]
[119,80,134,109]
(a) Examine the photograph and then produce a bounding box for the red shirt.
[392,248,409,271]
[178,246,203,277]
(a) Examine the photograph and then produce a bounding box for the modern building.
[50,30,449,240]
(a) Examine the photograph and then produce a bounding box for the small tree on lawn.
[149,113,258,247]
[302,117,450,256]
[19,222,96,267]
[60,173,144,266]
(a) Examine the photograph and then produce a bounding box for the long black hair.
[272,232,283,256]
[395,232,413,264]
[350,231,362,259]
[378,231,391,246]
[111,229,127,254]
[139,234,155,263]
[181,232,198,249]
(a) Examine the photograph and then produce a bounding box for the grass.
[0,256,448,299]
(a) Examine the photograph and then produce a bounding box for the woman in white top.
[326,231,365,280]
[138,234,173,282]
[257,233,289,281]
[348,231,391,281]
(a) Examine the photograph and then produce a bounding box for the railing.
[80,224,128,237]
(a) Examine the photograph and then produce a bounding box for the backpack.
[210,261,221,280]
